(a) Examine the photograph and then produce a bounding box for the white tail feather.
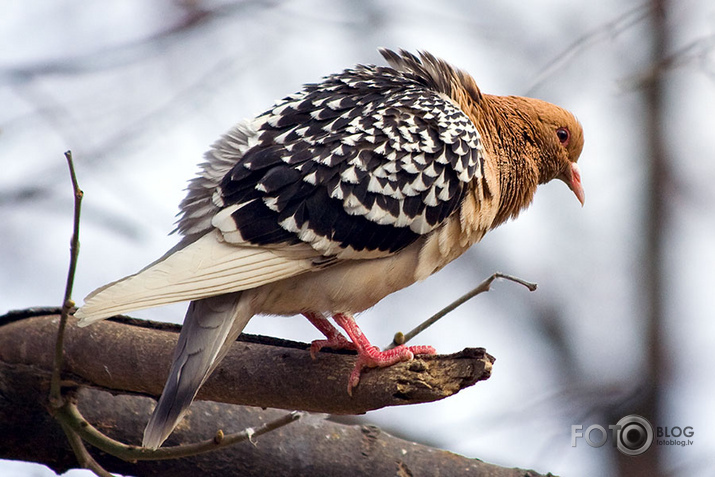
[74,231,314,325]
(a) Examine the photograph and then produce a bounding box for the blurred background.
[1,1,714,475]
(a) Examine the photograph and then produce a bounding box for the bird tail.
[142,292,253,449]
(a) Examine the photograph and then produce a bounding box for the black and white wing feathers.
[189,57,486,260]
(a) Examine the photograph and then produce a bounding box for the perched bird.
[75,48,584,449]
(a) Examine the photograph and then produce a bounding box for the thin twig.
[51,151,115,476]
[50,150,83,406]
[55,400,303,461]
[387,272,537,350]
[525,3,650,95]
[620,32,715,90]
[59,420,115,477]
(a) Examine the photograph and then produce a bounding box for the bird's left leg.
[332,312,436,393]
[303,311,356,358]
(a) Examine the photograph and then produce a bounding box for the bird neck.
[469,95,540,227]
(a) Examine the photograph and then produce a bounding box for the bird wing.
[193,51,489,260]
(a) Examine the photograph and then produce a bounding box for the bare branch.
[620,32,715,89]
[51,150,84,406]
[526,3,650,95]
[50,150,119,477]
[388,272,537,350]
[1,312,493,415]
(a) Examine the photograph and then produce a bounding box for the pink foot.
[331,313,436,394]
[347,343,436,393]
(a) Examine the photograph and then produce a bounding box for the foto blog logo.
[572,415,653,456]
[571,415,693,456]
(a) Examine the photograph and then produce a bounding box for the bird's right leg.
[303,311,356,358]
[332,312,435,393]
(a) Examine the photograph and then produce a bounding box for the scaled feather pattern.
[75,49,585,449]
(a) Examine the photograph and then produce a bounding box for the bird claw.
[346,344,437,395]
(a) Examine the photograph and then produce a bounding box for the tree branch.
[0,310,493,415]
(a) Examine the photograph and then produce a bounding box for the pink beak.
[560,162,585,206]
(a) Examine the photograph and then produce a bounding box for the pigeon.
[75,48,584,449]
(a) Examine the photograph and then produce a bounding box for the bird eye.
[556,127,570,145]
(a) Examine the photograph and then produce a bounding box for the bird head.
[526,97,585,206]
[474,94,585,220]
